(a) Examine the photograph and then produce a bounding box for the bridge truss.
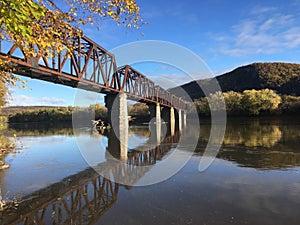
[0,35,186,110]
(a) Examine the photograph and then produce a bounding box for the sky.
[7,0,300,106]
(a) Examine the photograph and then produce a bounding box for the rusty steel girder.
[0,35,186,110]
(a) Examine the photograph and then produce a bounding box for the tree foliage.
[241,89,281,115]
[195,89,286,116]
[223,91,243,114]
[0,79,6,109]
[8,105,108,123]
[128,103,149,117]
[280,95,300,114]
[0,0,141,53]
[194,97,209,116]
[0,0,140,56]
[0,0,141,103]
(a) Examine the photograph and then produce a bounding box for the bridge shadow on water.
[0,123,182,225]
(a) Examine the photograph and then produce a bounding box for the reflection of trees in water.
[219,147,300,170]
[7,123,152,138]
[223,121,282,148]
[197,118,300,170]
[198,119,283,148]
[7,122,74,137]
[129,126,150,137]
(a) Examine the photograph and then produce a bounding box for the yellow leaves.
[64,0,142,28]
[0,0,142,91]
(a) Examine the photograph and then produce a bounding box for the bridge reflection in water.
[0,125,182,225]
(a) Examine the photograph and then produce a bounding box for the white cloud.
[7,95,67,106]
[151,73,192,89]
[250,6,277,15]
[214,7,300,57]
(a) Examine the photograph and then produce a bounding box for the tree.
[207,91,226,112]
[223,91,243,115]
[128,103,149,117]
[0,79,6,108]
[241,89,281,115]
[0,0,141,102]
[194,97,210,116]
[0,0,141,56]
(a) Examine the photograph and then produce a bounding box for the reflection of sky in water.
[128,134,149,149]
[0,131,153,196]
[99,157,300,225]
[75,134,107,166]
[1,136,89,196]
[1,119,300,224]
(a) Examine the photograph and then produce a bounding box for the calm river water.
[0,118,300,225]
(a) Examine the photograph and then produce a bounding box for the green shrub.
[223,91,243,115]
[241,89,281,115]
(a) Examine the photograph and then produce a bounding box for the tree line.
[7,104,108,123]
[7,89,300,123]
[7,103,151,123]
[194,89,300,116]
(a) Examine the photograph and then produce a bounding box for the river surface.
[0,118,300,225]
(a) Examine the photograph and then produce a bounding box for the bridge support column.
[149,103,161,124]
[183,110,187,127]
[178,109,182,131]
[107,128,128,161]
[170,107,175,136]
[162,107,175,137]
[105,93,128,161]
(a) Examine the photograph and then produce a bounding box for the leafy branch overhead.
[0,0,141,85]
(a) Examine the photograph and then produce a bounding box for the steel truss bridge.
[0,35,186,110]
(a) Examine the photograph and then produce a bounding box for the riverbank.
[0,117,14,170]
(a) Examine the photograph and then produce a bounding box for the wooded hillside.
[170,62,300,100]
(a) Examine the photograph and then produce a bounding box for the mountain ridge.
[169,62,300,100]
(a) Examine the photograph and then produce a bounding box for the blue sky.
[7,0,300,106]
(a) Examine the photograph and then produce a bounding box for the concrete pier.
[170,107,175,136]
[107,129,128,161]
[105,93,128,161]
[178,109,182,131]
[149,103,161,124]
[183,110,187,127]
[161,106,175,136]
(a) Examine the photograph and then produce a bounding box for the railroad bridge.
[0,35,187,131]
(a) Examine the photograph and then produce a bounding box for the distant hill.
[0,106,65,116]
[169,62,300,100]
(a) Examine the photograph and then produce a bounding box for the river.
[0,118,300,225]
